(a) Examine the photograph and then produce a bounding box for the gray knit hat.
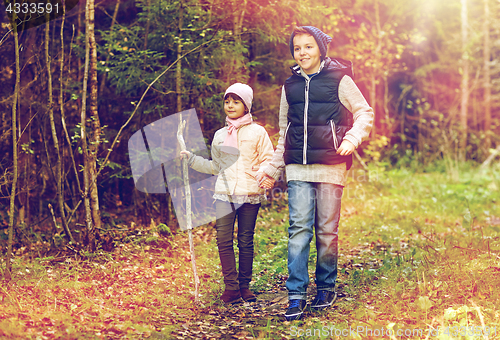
[224,83,253,113]
[289,26,332,60]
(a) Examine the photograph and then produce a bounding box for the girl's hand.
[180,150,191,159]
[256,172,275,189]
[259,177,275,189]
[336,140,355,156]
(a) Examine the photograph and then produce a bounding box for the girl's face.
[224,96,246,119]
[293,34,321,75]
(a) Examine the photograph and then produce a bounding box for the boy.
[257,26,373,320]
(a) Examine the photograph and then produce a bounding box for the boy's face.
[224,96,246,119]
[293,34,321,75]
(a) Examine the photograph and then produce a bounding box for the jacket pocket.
[284,122,291,143]
[245,165,260,179]
[330,120,339,150]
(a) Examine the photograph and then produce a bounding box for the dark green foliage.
[1,0,500,257]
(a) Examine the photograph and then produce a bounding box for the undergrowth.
[1,163,499,339]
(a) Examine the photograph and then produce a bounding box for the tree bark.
[483,0,491,153]
[460,0,469,162]
[60,0,82,208]
[78,0,83,84]
[233,0,247,46]
[99,0,121,95]
[87,0,103,234]
[143,0,151,51]
[232,0,248,78]
[82,0,95,250]
[25,108,32,230]
[370,0,382,139]
[5,15,21,281]
[169,1,184,227]
[46,17,75,244]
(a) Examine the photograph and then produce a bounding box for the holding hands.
[256,172,275,189]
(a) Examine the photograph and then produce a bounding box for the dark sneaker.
[310,290,337,311]
[285,299,307,321]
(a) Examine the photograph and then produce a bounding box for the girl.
[181,83,274,304]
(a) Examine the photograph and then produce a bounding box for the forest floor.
[1,165,500,339]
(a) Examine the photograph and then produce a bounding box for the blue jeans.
[286,181,343,300]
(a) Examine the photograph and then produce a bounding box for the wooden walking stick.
[177,117,200,304]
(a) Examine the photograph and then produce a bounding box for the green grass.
[1,163,500,339]
[251,163,500,338]
[329,164,500,339]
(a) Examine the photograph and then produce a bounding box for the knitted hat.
[289,26,332,60]
[224,83,253,113]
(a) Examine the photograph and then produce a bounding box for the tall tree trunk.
[483,0,491,153]
[87,0,103,234]
[25,108,32,230]
[5,16,21,281]
[60,0,82,209]
[143,0,151,51]
[168,1,184,227]
[383,75,390,136]
[233,0,247,46]
[78,0,83,84]
[370,0,382,139]
[82,0,95,250]
[460,0,469,162]
[232,0,248,79]
[46,18,75,244]
[99,0,121,95]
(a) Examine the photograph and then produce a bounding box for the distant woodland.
[1,0,499,260]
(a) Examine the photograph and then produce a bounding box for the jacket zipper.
[303,79,310,164]
[330,120,339,150]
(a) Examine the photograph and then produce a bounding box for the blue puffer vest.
[283,57,354,169]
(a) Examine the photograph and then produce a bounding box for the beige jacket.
[187,122,274,196]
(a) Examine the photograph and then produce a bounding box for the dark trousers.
[215,200,261,290]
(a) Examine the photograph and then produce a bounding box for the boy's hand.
[256,172,275,189]
[336,140,355,156]
[180,150,191,159]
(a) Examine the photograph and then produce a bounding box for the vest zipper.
[330,120,339,150]
[303,79,310,164]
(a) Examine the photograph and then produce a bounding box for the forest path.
[2,168,500,339]
[0,220,373,340]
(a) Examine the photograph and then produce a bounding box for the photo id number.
[5,1,60,15]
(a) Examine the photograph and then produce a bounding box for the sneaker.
[285,299,307,321]
[310,290,337,311]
